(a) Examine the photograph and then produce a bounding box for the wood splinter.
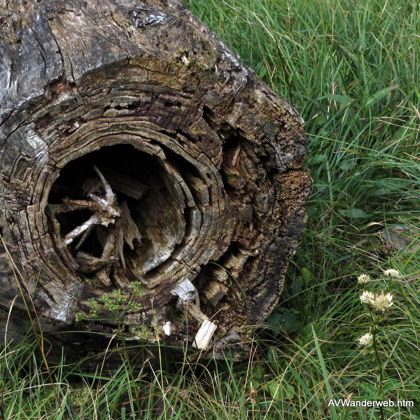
[187,302,218,349]
[193,320,218,350]
[47,165,142,276]
[171,279,218,349]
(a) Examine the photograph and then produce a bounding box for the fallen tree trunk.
[0,0,310,361]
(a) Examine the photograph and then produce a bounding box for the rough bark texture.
[0,0,310,361]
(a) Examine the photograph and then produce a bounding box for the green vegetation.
[1,0,418,418]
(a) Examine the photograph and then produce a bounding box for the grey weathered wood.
[0,0,310,360]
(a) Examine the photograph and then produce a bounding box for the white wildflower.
[360,291,375,305]
[360,291,394,312]
[358,332,373,347]
[357,274,371,284]
[383,269,400,278]
[372,292,393,312]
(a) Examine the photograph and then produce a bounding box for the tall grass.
[1,0,418,418]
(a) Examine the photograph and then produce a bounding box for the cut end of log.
[0,0,311,362]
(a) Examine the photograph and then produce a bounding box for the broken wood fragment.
[202,281,229,307]
[97,167,150,201]
[118,201,142,252]
[193,320,218,350]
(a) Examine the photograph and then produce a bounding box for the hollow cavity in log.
[46,143,212,291]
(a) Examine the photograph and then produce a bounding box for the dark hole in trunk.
[47,144,187,287]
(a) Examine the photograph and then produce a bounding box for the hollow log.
[0,0,310,360]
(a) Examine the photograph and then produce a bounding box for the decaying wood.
[0,0,310,362]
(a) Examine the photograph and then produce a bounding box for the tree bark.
[0,0,310,360]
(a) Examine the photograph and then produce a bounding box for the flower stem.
[372,316,385,420]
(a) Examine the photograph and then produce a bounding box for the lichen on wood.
[0,0,310,360]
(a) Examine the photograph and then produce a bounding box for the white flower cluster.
[356,270,398,351]
[357,274,371,284]
[373,292,394,312]
[360,290,375,304]
[383,269,400,278]
[358,332,373,347]
[360,291,393,312]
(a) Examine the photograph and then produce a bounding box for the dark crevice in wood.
[221,136,241,193]
[56,209,94,239]
[159,143,202,180]
[201,105,218,130]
